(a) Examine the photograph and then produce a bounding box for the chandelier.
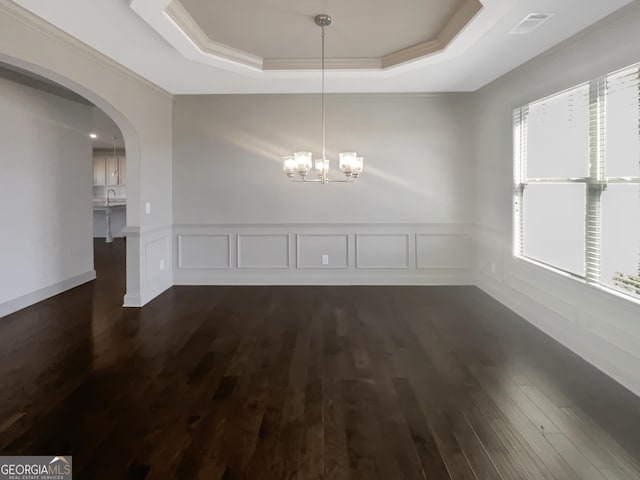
[282,14,364,184]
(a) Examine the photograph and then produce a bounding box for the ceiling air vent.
[509,13,554,34]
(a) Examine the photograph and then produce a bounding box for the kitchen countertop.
[93,200,126,209]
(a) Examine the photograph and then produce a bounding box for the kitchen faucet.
[107,189,116,206]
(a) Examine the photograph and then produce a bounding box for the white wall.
[0,0,174,307]
[173,94,476,284]
[474,2,640,396]
[174,94,474,224]
[0,77,94,316]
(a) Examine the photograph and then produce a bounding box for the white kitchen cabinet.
[106,156,119,186]
[93,153,126,186]
[93,155,106,186]
[118,156,126,185]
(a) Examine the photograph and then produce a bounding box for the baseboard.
[0,270,96,318]
[123,281,172,307]
[475,271,640,399]
[122,293,142,307]
[142,282,172,304]
[173,271,474,286]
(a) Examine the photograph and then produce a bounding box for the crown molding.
[165,0,263,71]
[440,0,484,46]
[1,0,172,99]
[263,57,382,71]
[382,39,443,69]
[175,92,474,101]
[383,0,482,68]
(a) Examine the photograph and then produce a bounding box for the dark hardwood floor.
[1,239,640,479]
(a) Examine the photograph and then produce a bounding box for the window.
[514,62,640,301]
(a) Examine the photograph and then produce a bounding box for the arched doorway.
[0,55,142,311]
[0,1,174,311]
[0,61,135,316]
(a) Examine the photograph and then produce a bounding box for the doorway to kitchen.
[90,108,127,292]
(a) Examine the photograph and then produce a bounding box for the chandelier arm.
[326,178,354,183]
[289,176,353,184]
[290,178,322,183]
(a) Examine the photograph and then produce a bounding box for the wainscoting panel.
[238,234,290,269]
[143,228,172,301]
[173,223,473,285]
[124,224,173,307]
[297,234,349,269]
[356,234,409,269]
[416,234,470,269]
[145,236,167,281]
[178,234,230,269]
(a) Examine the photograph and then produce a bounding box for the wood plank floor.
[1,239,640,479]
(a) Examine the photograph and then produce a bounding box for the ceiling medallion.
[282,14,364,184]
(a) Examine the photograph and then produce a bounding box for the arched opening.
[0,55,142,314]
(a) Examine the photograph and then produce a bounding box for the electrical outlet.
[321,254,329,265]
[145,202,151,214]
[490,262,497,274]
[160,259,165,271]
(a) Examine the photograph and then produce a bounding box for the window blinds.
[601,65,640,296]
[513,62,640,301]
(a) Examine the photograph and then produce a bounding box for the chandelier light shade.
[282,14,364,184]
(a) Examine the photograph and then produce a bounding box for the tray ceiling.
[7,0,637,94]
[166,0,481,70]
